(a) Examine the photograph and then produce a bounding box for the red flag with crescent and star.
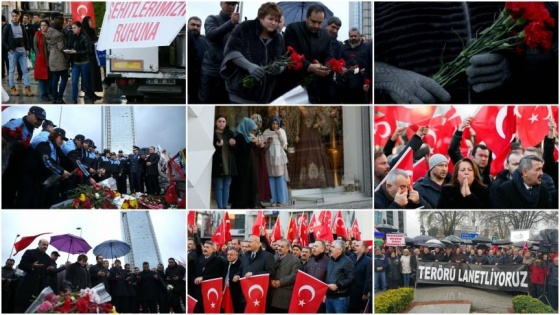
[271,216,282,241]
[240,274,269,313]
[516,106,552,147]
[201,277,223,313]
[187,294,197,313]
[288,270,328,313]
[252,210,265,236]
[71,2,96,27]
[286,216,297,243]
[317,211,334,241]
[334,211,348,240]
[224,211,232,242]
[13,232,51,255]
[297,213,309,246]
[211,219,226,248]
[470,106,515,153]
[352,218,361,241]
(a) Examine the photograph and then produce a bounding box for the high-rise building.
[121,211,162,269]
[349,2,372,41]
[375,210,407,234]
[102,106,136,154]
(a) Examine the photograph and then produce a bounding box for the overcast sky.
[188,1,356,42]
[1,105,186,155]
[1,210,186,267]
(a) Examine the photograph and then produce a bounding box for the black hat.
[74,134,85,142]
[29,106,47,120]
[133,146,140,150]
[53,128,68,141]
[118,150,123,153]
[42,119,56,128]
[51,251,60,257]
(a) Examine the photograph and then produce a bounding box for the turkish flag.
[14,232,51,255]
[297,214,309,247]
[224,211,232,242]
[188,211,196,225]
[374,146,414,192]
[412,157,430,184]
[407,114,443,150]
[309,213,322,240]
[252,211,265,236]
[317,211,334,241]
[201,277,223,313]
[434,106,470,156]
[374,107,397,147]
[490,145,510,177]
[287,217,297,243]
[240,274,269,313]
[71,2,96,27]
[352,218,362,241]
[523,241,529,254]
[187,295,197,313]
[516,106,552,147]
[272,216,282,241]
[222,285,234,313]
[378,105,437,124]
[334,211,348,240]
[211,220,226,248]
[288,270,329,313]
[470,106,515,153]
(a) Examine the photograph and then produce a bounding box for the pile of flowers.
[243,45,305,88]
[27,284,115,313]
[433,2,555,87]
[2,126,31,148]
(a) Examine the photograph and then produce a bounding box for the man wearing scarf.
[341,27,370,104]
[493,155,552,208]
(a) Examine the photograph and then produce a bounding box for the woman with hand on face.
[437,157,490,209]
[263,115,289,207]
[212,115,237,209]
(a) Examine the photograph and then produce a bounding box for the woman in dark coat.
[230,117,259,208]
[387,251,402,289]
[211,115,237,209]
[65,254,91,290]
[220,2,285,103]
[81,16,102,100]
[437,158,490,209]
[66,21,94,104]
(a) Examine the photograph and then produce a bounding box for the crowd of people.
[188,2,372,104]
[374,117,558,209]
[212,114,289,209]
[1,239,186,313]
[2,9,103,103]
[188,224,372,313]
[374,244,559,310]
[2,106,164,209]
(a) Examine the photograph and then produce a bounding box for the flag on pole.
[71,2,96,27]
[13,232,51,255]
[317,211,334,241]
[272,216,282,241]
[240,274,269,313]
[334,211,348,240]
[288,270,329,313]
[211,220,226,248]
[252,210,265,236]
[298,213,309,246]
[352,218,361,241]
[287,216,297,243]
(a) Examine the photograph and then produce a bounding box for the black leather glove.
[466,53,511,93]
[375,62,451,103]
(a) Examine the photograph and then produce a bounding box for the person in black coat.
[283,4,334,103]
[165,258,186,313]
[418,247,435,262]
[234,235,275,280]
[223,248,243,313]
[212,115,238,209]
[138,262,160,313]
[65,254,91,291]
[349,242,372,313]
[221,3,285,103]
[108,259,128,313]
[193,241,226,313]
[14,239,53,313]
[230,117,259,209]
[128,146,145,193]
[451,248,466,263]
[386,251,402,290]
[89,255,110,290]
[493,155,552,209]
[144,146,161,195]
[433,247,445,262]
[437,158,491,209]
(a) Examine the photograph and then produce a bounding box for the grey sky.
[1,105,186,155]
[188,1,355,41]
[1,210,186,267]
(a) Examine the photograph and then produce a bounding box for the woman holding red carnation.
[220,2,285,103]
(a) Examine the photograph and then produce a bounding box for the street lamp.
[76,227,82,237]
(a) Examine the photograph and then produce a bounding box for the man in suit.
[144,146,160,195]
[269,239,300,312]
[223,248,242,313]
[14,239,53,312]
[511,248,524,264]
[89,255,110,290]
[193,241,225,312]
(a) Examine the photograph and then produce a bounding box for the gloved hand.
[466,53,511,93]
[375,62,451,104]
[268,64,285,76]
[233,56,265,81]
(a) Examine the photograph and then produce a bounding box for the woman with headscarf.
[33,19,51,101]
[81,16,102,101]
[437,157,490,209]
[263,115,289,206]
[250,114,272,207]
[212,115,237,209]
[230,117,259,208]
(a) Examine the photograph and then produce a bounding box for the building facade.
[121,211,162,269]
[349,2,372,41]
[375,210,407,234]
[102,106,136,154]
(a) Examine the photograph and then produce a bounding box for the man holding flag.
[192,241,226,313]
[269,239,300,312]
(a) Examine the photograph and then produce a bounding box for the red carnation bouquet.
[243,46,305,88]
[433,2,555,87]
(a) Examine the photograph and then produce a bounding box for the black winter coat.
[65,262,91,290]
[70,31,91,63]
[14,248,53,307]
[238,249,275,278]
[211,129,238,177]
[325,254,354,297]
[202,11,236,77]
[437,181,491,209]
[108,267,128,297]
[304,253,330,282]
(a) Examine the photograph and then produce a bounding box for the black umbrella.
[425,239,444,249]
[277,2,334,28]
[471,236,492,244]
[492,239,513,245]
[476,243,491,250]
[413,235,435,246]
[441,239,457,249]
[443,235,463,244]
[375,224,398,233]
[405,236,414,245]
[529,234,543,243]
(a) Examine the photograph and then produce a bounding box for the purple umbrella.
[50,233,92,259]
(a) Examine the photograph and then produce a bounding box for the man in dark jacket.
[375,169,429,209]
[414,153,450,208]
[14,239,53,312]
[491,151,523,204]
[187,16,207,104]
[349,241,372,313]
[234,235,275,279]
[284,4,334,103]
[374,248,388,292]
[493,155,551,209]
[2,9,34,97]
[138,262,160,313]
[193,241,226,312]
[129,146,145,193]
[108,259,128,313]
[341,27,370,104]
[89,255,110,290]
[223,248,243,313]
[144,146,160,195]
[325,240,354,313]
[165,258,186,313]
[511,249,524,265]
[472,249,488,265]
[303,240,329,313]
[199,2,239,103]
[418,247,434,262]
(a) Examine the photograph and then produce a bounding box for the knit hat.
[429,154,447,171]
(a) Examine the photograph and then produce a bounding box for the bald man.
[14,239,54,312]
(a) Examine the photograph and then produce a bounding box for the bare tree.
[419,211,470,237]
[477,211,557,238]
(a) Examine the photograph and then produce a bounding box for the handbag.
[27,56,33,70]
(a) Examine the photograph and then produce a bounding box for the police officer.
[98,149,112,181]
[59,135,95,197]
[81,139,98,177]
[108,152,120,180]
[129,146,145,193]
[2,106,45,208]
[35,128,70,207]
[30,120,57,148]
